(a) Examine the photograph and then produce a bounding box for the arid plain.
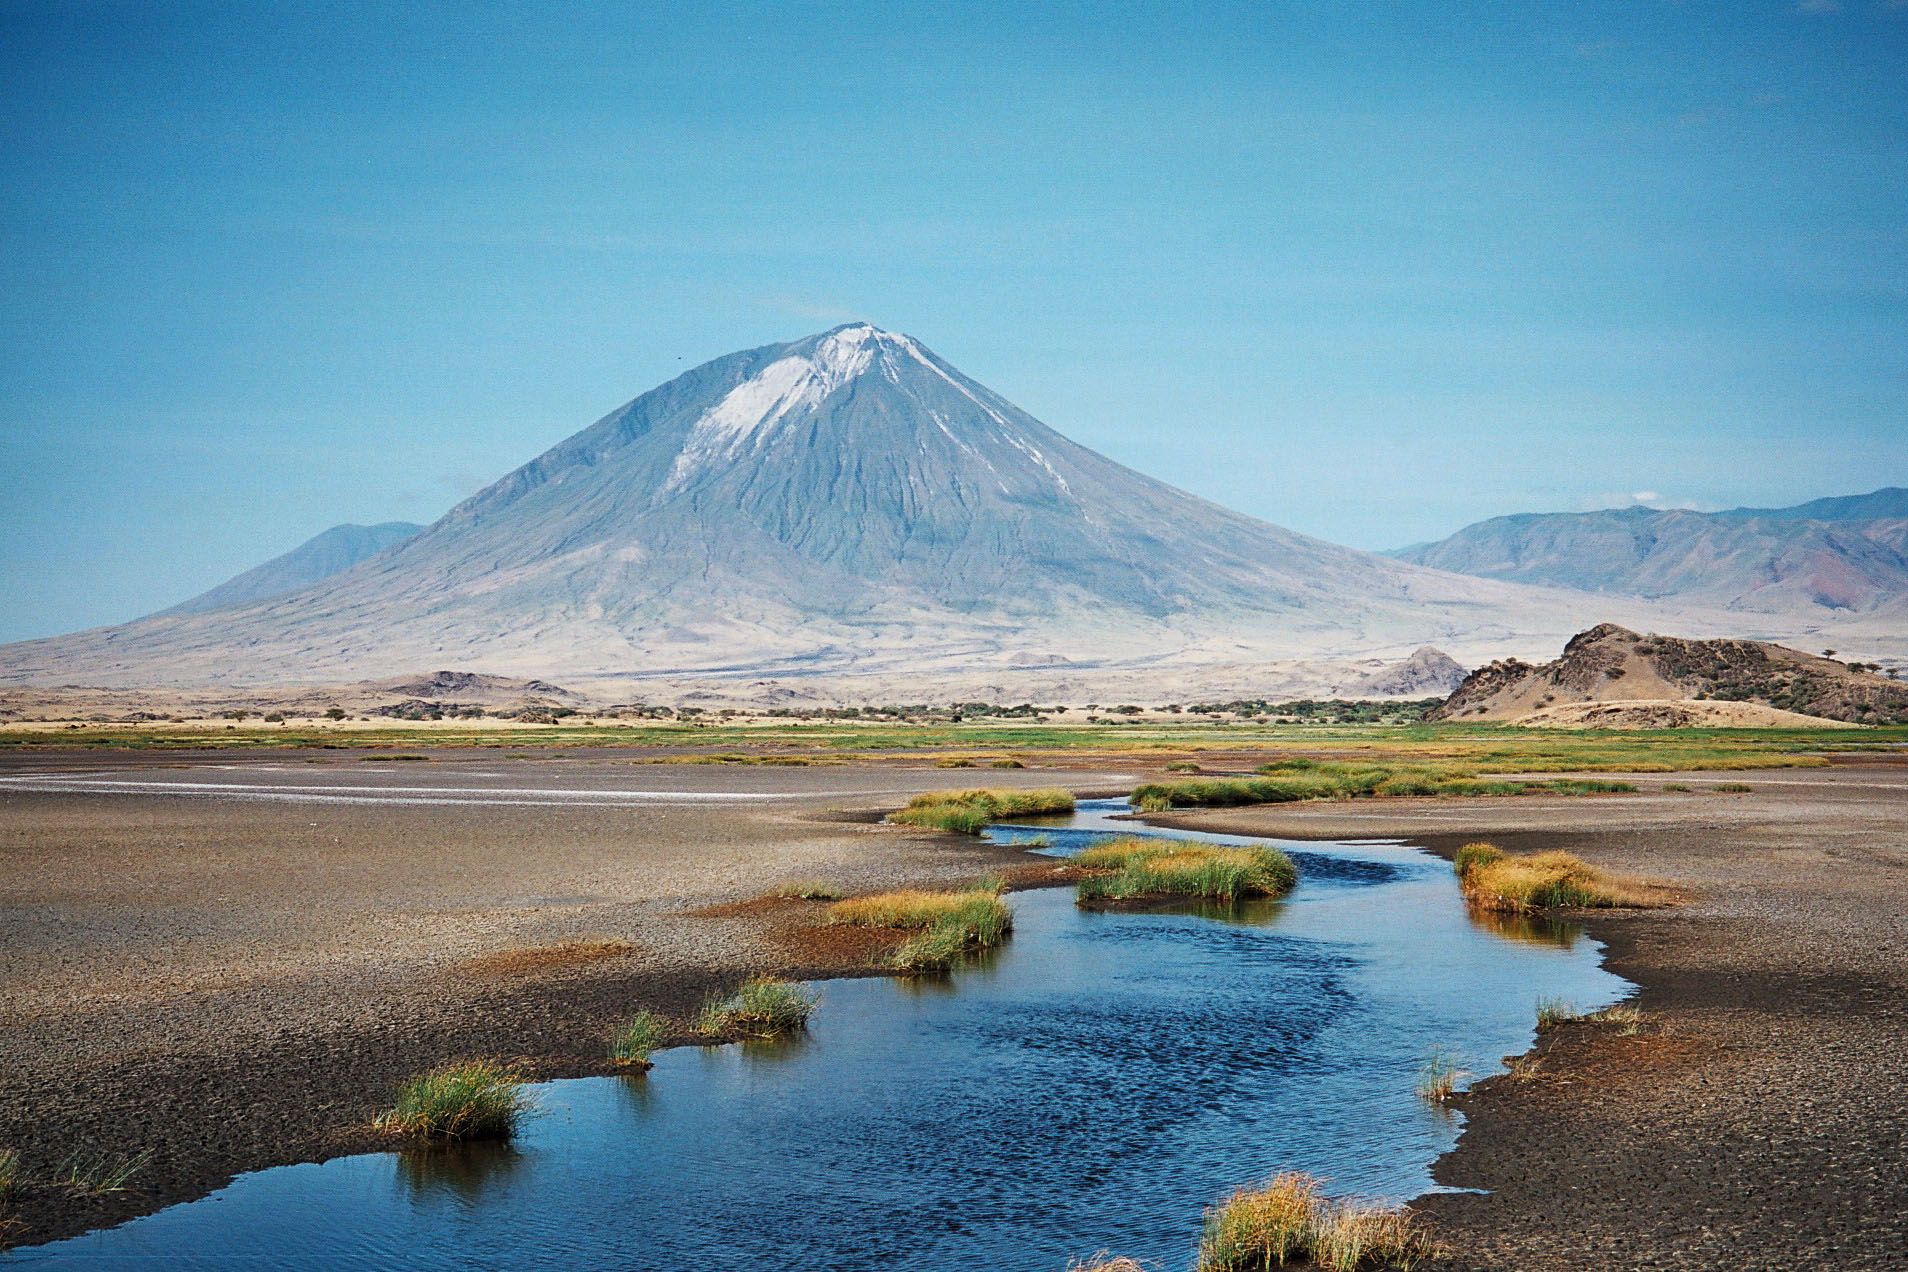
[2,724,1904,1268]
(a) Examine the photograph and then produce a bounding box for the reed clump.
[1454,842,1663,913]
[827,885,1014,974]
[1416,1047,1466,1103]
[887,787,1075,834]
[377,1060,532,1141]
[696,975,818,1037]
[1131,762,1638,812]
[1073,837,1296,904]
[610,1009,669,1067]
[1198,1172,1437,1271]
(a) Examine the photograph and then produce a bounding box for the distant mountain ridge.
[1390,490,1908,617]
[0,323,1670,692]
[159,522,423,617]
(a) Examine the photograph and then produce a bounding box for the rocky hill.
[1434,624,1908,726]
[0,325,1668,694]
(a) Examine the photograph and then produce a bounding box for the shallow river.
[20,799,1628,1270]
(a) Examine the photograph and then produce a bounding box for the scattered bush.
[1454,842,1661,912]
[610,1010,669,1067]
[888,787,1075,834]
[697,976,818,1037]
[1198,1172,1436,1271]
[1074,837,1296,904]
[377,1060,533,1141]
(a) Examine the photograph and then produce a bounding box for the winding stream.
[18,798,1628,1270]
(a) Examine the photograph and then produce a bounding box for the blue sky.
[2,1,1905,641]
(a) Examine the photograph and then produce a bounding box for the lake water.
[18,799,1628,1270]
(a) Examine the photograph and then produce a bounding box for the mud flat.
[0,748,1140,1245]
[1149,762,1908,1271]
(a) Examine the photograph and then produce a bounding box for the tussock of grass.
[1454,842,1663,913]
[377,1060,532,1141]
[1663,782,1692,792]
[1416,1047,1465,1103]
[697,975,818,1037]
[0,1147,18,1202]
[1535,997,1581,1029]
[610,1010,669,1066]
[54,1148,154,1196]
[776,880,841,900]
[1068,1257,1146,1272]
[1074,837,1296,904]
[887,787,1075,834]
[1593,1004,1645,1034]
[1715,782,1754,793]
[827,886,1014,974]
[1198,1173,1436,1271]
[1132,761,1640,811]
[988,757,1026,769]
[1165,760,1202,773]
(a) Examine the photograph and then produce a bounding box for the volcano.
[0,325,1681,694]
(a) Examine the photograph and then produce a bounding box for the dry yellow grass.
[1454,842,1667,913]
[1197,1172,1436,1270]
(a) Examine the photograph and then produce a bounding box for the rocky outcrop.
[1434,624,1908,725]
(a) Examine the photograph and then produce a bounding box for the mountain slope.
[0,326,1765,691]
[1391,493,1908,616]
[158,522,423,617]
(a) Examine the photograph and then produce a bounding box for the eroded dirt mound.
[1435,623,1908,724]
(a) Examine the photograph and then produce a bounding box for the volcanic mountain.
[0,325,1731,695]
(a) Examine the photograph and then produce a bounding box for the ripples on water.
[22,799,1628,1271]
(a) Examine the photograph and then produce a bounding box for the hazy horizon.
[4,2,1905,643]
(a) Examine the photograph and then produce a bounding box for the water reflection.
[1463,904,1581,949]
[395,1140,524,1203]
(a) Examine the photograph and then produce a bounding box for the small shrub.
[377,1060,532,1141]
[1535,997,1581,1029]
[1715,782,1753,793]
[610,1010,669,1066]
[697,975,818,1037]
[888,787,1075,834]
[1074,837,1296,904]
